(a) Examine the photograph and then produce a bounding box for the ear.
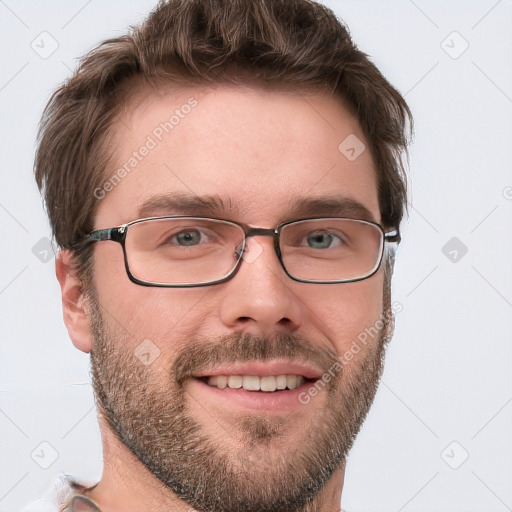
[55,250,93,353]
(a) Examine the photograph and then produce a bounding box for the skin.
[56,84,387,511]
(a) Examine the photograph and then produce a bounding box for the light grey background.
[1,1,511,510]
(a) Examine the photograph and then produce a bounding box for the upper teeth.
[207,375,306,392]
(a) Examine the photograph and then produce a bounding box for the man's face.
[88,84,391,512]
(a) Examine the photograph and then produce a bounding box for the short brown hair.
[35,0,412,271]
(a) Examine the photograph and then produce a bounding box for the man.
[28,0,412,510]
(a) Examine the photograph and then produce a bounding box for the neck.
[88,419,345,512]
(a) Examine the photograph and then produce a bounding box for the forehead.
[95,83,380,227]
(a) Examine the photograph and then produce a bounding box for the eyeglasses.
[85,216,400,287]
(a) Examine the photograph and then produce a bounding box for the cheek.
[305,271,385,355]
[91,244,208,350]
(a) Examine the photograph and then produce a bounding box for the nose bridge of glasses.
[234,226,280,261]
[245,227,278,239]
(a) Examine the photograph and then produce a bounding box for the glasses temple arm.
[87,226,126,243]
[384,228,401,244]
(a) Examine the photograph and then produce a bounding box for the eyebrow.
[136,193,377,224]
[285,196,376,223]
[137,193,240,219]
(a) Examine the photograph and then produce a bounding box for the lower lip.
[187,378,320,412]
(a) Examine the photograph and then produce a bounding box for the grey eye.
[306,231,342,249]
[173,230,203,246]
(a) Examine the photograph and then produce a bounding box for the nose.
[218,237,304,336]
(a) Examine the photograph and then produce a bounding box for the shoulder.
[22,474,98,512]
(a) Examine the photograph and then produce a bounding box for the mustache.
[172,332,340,385]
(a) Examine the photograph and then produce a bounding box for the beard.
[88,263,394,512]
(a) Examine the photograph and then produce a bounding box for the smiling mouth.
[199,375,316,392]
